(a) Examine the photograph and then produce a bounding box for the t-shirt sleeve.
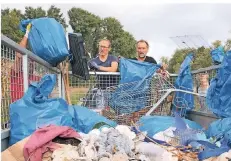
[110,56,119,63]
[149,57,157,64]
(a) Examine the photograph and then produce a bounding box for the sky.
[2,2,231,62]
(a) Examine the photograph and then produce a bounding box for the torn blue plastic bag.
[210,46,225,65]
[108,58,160,114]
[19,18,69,66]
[9,74,73,145]
[173,53,194,115]
[206,117,231,144]
[138,115,202,137]
[68,105,117,134]
[206,50,231,117]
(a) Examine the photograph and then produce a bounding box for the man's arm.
[98,61,118,72]
[13,24,31,72]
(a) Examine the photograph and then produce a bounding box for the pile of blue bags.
[9,74,116,146]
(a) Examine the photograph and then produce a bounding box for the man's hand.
[24,23,32,38]
[89,61,100,70]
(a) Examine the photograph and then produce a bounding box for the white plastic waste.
[52,144,80,161]
[153,127,176,142]
[135,142,178,161]
[115,125,136,140]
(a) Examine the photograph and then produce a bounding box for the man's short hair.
[99,38,111,48]
[136,39,149,48]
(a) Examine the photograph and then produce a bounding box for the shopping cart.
[101,73,206,125]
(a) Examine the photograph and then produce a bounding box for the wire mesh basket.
[101,74,176,124]
[100,73,208,125]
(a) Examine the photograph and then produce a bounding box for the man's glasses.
[98,45,110,49]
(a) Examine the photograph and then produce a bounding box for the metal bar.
[146,88,206,116]
[159,89,206,97]
[61,75,66,99]
[22,54,29,92]
[69,71,120,76]
[146,89,173,116]
[191,65,221,74]
[1,34,60,73]
[58,73,62,98]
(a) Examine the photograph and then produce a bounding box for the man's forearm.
[98,66,117,72]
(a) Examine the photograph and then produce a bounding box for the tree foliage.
[1,6,68,43]
[47,5,68,29]
[1,8,25,43]
[167,39,231,73]
[68,7,136,58]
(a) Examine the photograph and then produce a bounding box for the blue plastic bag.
[119,58,160,84]
[138,115,202,137]
[210,46,225,65]
[9,74,74,145]
[109,58,160,114]
[19,18,69,66]
[173,53,194,113]
[68,105,117,134]
[206,117,231,143]
[206,50,231,117]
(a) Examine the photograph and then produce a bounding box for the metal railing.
[1,34,62,130]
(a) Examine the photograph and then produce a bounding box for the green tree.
[68,8,101,56]
[112,31,136,58]
[1,8,25,43]
[24,6,46,19]
[160,56,169,64]
[24,6,67,29]
[191,47,212,70]
[68,8,136,58]
[100,17,123,40]
[1,8,10,16]
[168,47,213,73]
[47,5,68,29]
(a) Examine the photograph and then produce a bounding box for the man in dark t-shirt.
[88,39,118,72]
[86,39,119,111]
[131,39,158,64]
[88,39,119,89]
[131,39,168,77]
[131,55,157,64]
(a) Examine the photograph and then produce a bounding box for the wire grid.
[101,74,178,125]
[191,66,219,113]
[69,72,120,106]
[1,44,18,129]
[170,35,211,50]
[1,44,61,130]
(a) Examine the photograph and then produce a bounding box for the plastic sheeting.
[173,53,194,114]
[108,58,160,114]
[206,50,231,117]
[119,58,160,84]
[68,105,117,134]
[138,115,202,137]
[19,18,69,67]
[9,74,73,145]
[210,46,225,65]
[206,118,231,143]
